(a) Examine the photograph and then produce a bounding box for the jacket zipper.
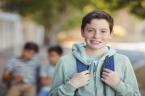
[93,72,97,96]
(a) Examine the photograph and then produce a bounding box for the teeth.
[91,41,101,44]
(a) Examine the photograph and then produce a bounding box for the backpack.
[76,55,114,73]
[75,55,115,96]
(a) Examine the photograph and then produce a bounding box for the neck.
[20,55,29,61]
[50,63,56,67]
[85,46,106,58]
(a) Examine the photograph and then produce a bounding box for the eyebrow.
[101,28,108,30]
[86,27,95,29]
[86,27,108,30]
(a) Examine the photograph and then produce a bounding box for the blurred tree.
[1,0,90,45]
[1,0,145,45]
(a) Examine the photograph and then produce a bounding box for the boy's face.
[81,19,112,50]
[48,51,60,65]
[22,50,36,60]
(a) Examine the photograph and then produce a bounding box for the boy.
[49,10,140,96]
[38,46,63,96]
[3,42,39,96]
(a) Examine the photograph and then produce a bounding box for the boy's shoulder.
[10,56,39,66]
[114,52,131,68]
[60,53,75,61]
[114,52,128,59]
[58,53,76,67]
[114,52,130,61]
[5,56,21,69]
[29,58,40,64]
[8,56,21,63]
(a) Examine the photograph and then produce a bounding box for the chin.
[88,44,105,50]
[91,46,103,50]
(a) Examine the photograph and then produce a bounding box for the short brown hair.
[24,42,39,53]
[48,45,63,56]
[81,10,114,33]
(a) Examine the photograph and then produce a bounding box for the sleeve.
[49,58,77,96]
[39,65,49,77]
[112,57,141,96]
[4,58,15,71]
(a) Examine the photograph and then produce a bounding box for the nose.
[94,31,101,38]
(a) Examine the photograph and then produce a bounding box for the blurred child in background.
[3,42,40,96]
[38,45,63,96]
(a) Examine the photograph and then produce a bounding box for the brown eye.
[88,29,93,32]
[101,30,106,33]
[87,29,95,33]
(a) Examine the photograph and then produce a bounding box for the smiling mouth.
[90,40,102,44]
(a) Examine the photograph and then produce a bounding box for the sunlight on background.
[0,0,145,95]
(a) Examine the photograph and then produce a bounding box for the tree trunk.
[43,11,70,46]
[44,26,58,46]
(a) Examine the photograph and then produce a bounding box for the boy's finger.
[86,76,90,81]
[81,70,90,75]
[101,74,108,79]
[85,73,90,76]
[102,72,110,77]
[101,78,106,83]
[85,74,91,78]
[103,68,112,73]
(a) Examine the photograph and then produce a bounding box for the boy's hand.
[101,68,120,87]
[68,70,90,88]
[14,75,23,82]
[41,76,53,86]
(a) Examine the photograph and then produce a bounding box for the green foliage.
[1,0,145,30]
[1,0,72,25]
[61,10,83,31]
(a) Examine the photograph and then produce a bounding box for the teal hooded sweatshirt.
[49,43,140,96]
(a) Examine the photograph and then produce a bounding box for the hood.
[72,43,116,65]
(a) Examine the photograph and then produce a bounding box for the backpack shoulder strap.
[76,59,89,73]
[75,59,89,96]
[100,55,115,78]
[104,55,115,71]
[101,55,115,96]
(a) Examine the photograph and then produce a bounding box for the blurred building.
[113,9,145,42]
[134,20,145,41]
[0,12,44,55]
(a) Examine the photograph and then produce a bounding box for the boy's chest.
[64,59,124,82]
[12,61,37,73]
